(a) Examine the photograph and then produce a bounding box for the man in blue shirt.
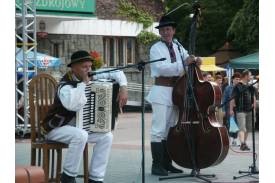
[222,72,241,146]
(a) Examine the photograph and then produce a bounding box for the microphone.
[157,58,166,61]
[88,71,96,77]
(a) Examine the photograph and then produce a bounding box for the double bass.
[166,2,229,170]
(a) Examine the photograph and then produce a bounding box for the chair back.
[29,73,57,142]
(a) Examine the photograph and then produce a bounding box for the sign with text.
[16,0,96,15]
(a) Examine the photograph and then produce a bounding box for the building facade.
[34,0,165,105]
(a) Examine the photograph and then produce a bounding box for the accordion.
[76,80,119,133]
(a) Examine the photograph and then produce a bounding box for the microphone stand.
[90,58,166,183]
[88,58,165,77]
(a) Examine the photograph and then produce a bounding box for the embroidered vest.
[41,71,81,134]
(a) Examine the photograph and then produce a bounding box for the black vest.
[41,71,81,134]
[233,83,255,112]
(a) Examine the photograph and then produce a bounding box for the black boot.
[60,172,76,183]
[88,179,103,183]
[162,140,183,173]
[151,142,168,176]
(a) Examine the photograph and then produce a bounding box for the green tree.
[165,0,244,55]
[117,0,160,46]
[117,0,154,29]
[227,0,259,54]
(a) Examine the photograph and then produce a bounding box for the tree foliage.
[164,0,244,56]
[137,30,160,46]
[227,0,259,54]
[117,0,154,29]
[117,0,160,47]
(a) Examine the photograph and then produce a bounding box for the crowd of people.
[202,70,259,151]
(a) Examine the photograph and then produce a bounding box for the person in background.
[214,74,224,124]
[222,77,228,92]
[230,70,256,151]
[202,72,212,81]
[215,71,222,77]
[222,72,241,146]
[215,75,223,88]
[255,75,259,94]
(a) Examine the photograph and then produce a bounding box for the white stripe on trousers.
[46,125,113,181]
[151,103,179,142]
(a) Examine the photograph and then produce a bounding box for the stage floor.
[16,112,259,183]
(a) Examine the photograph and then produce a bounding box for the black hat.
[155,16,177,29]
[67,50,94,67]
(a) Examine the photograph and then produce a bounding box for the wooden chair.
[29,73,89,183]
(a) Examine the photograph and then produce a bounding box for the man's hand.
[185,55,201,66]
[118,86,128,108]
[229,110,234,116]
[195,57,202,67]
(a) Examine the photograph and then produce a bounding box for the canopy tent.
[200,57,226,72]
[229,52,259,69]
[16,47,61,68]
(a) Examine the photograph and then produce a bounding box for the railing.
[126,82,152,106]
[127,82,152,93]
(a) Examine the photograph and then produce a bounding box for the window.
[103,37,116,67]
[109,38,115,66]
[126,38,135,64]
[118,38,124,66]
[53,43,59,57]
[103,37,136,67]
[103,38,107,66]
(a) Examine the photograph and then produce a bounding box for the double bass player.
[146,15,202,176]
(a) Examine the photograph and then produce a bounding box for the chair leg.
[83,143,89,183]
[38,148,42,166]
[51,150,55,182]
[31,148,36,166]
[56,149,62,183]
[43,148,49,183]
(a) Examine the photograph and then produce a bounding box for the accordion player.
[76,79,120,133]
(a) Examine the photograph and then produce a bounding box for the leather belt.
[155,76,179,87]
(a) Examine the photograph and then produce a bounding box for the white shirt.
[58,70,127,112]
[146,40,189,106]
